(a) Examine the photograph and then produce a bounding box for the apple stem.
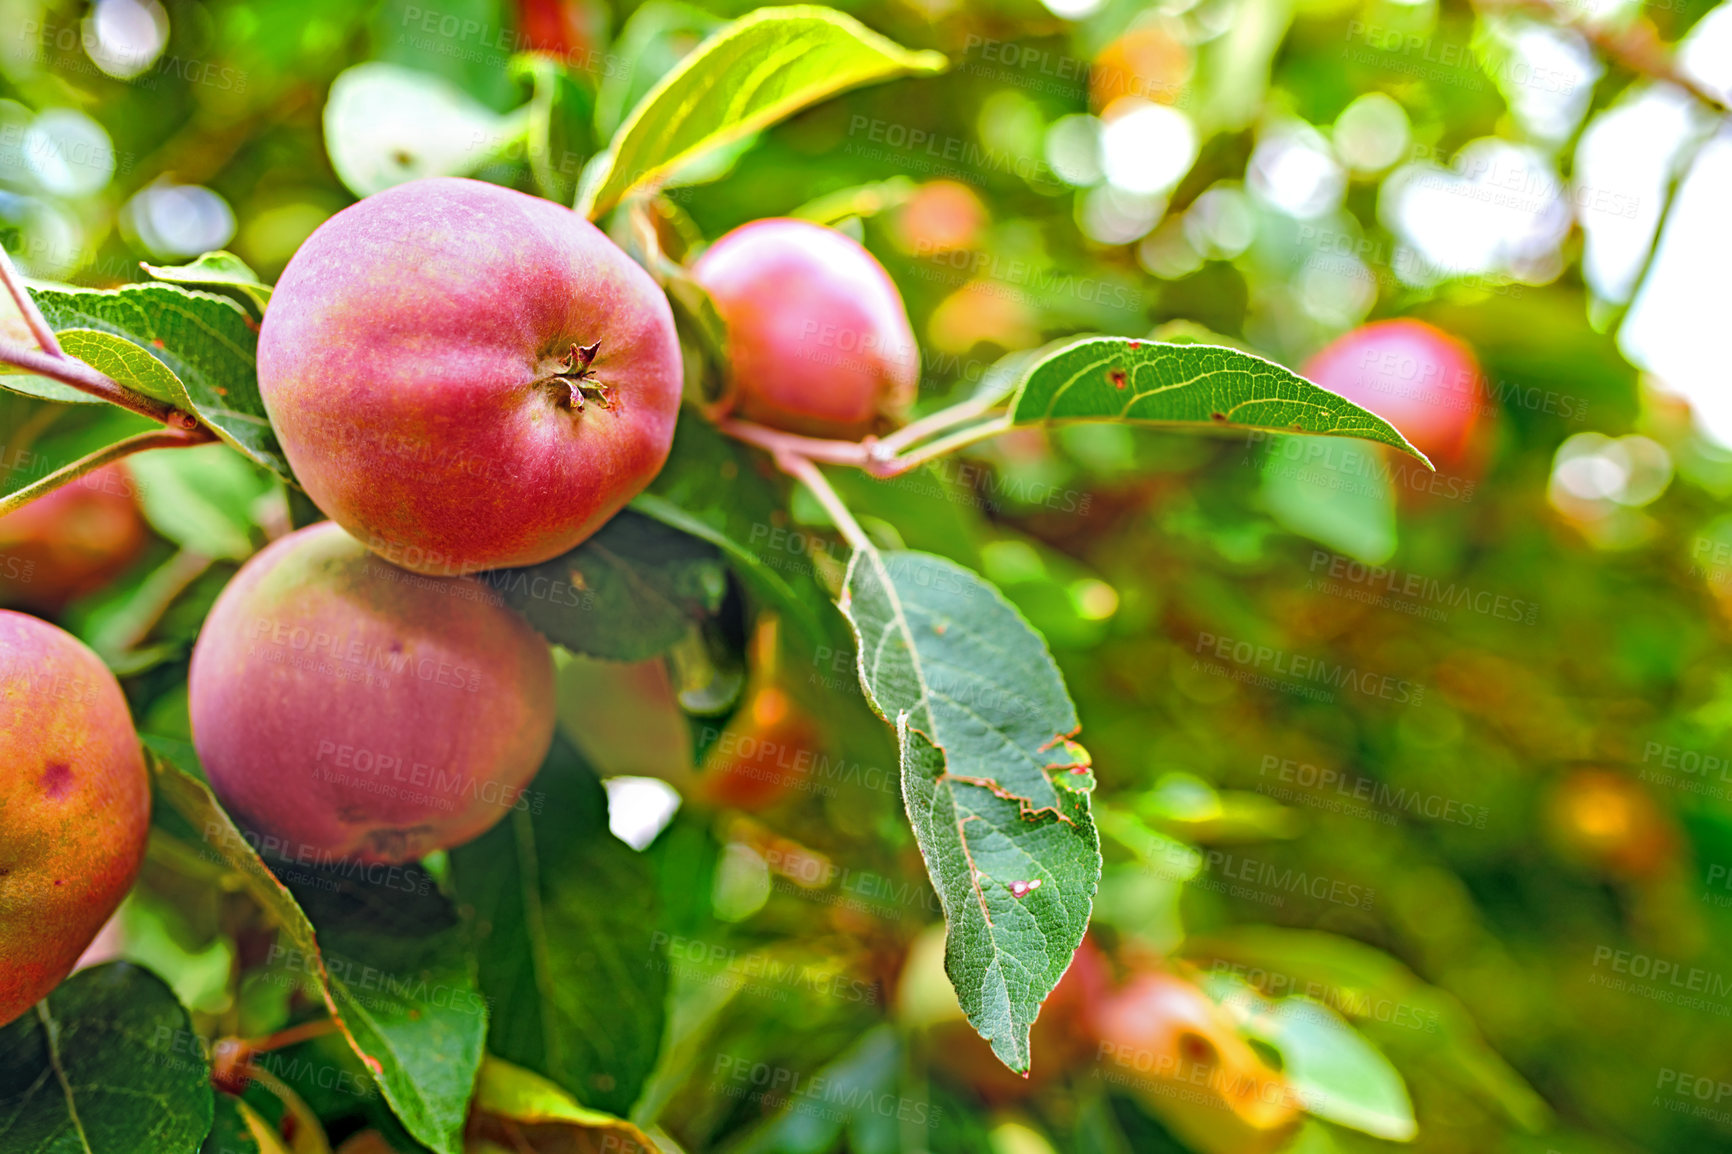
[772,450,870,553]
[247,1016,342,1054]
[864,415,1017,479]
[0,426,210,520]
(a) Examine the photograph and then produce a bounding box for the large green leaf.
[839,548,1100,1073]
[1008,338,1432,465]
[450,736,667,1117]
[485,510,727,661]
[577,6,947,218]
[144,739,485,1154]
[27,283,289,479]
[0,963,213,1154]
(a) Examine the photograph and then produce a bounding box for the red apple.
[1090,970,1301,1153]
[0,464,146,611]
[692,218,919,440]
[257,177,682,576]
[0,609,150,1026]
[1302,318,1486,473]
[188,521,555,863]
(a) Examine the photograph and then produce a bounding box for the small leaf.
[840,548,1100,1072]
[1247,999,1417,1141]
[201,1093,292,1154]
[450,736,667,1117]
[577,6,947,218]
[1009,337,1433,465]
[486,510,726,661]
[145,740,485,1154]
[324,63,522,198]
[466,1055,662,1152]
[142,251,273,315]
[28,283,290,480]
[0,963,214,1154]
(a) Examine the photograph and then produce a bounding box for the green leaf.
[0,963,214,1154]
[577,6,947,218]
[1248,999,1416,1141]
[324,62,523,198]
[144,739,485,1154]
[28,283,290,480]
[486,511,726,661]
[450,736,667,1117]
[839,548,1100,1073]
[129,443,274,561]
[1008,338,1433,465]
[636,414,835,648]
[141,252,273,315]
[467,1056,662,1153]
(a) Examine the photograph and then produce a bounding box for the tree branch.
[0,427,208,519]
[771,451,870,552]
[0,246,61,356]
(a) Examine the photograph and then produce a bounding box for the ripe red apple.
[257,177,682,576]
[1302,319,1486,473]
[1090,971,1300,1153]
[188,521,555,864]
[692,218,919,440]
[0,609,150,1026]
[0,464,146,611]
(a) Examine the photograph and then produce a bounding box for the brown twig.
[0,427,210,520]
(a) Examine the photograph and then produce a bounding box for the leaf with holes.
[839,547,1100,1072]
[1008,337,1432,465]
[578,6,947,218]
[29,283,289,479]
[0,963,213,1154]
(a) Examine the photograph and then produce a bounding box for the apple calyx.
[540,340,617,413]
